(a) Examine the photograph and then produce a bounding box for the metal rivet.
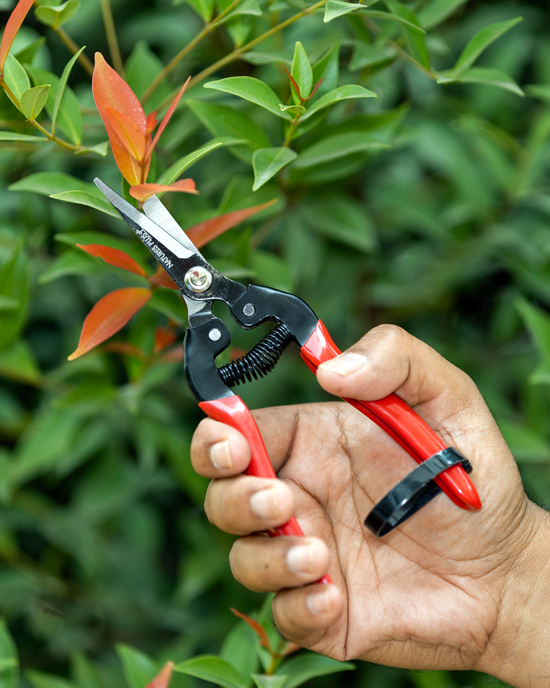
[208,328,221,342]
[184,266,212,293]
[243,303,256,317]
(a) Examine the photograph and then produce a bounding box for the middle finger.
[205,475,295,535]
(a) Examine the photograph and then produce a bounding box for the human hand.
[190,325,550,686]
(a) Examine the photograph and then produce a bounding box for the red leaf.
[146,111,158,135]
[68,287,151,360]
[186,199,277,248]
[230,609,271,650]
[0,0,35,74]
[283,65,301,100]
[154,327,177,353]
[145,662,174,688]
[149,265,179,290]
[92,53,147,185]
[105,107,147,162]
[147,78,190,161]
[104,342,146,359]
[161,347,182,362]
[305,77,325,101]
[129,179,198,203]
[77,244,147,277]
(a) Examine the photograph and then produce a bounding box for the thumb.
[316,324,479,413]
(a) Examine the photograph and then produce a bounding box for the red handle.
[199,395,332,584]
[300,321,481,512]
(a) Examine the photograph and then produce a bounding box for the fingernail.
[318,353,367,377]
[306,589,333,615]
[287,543,316,574]
[250,485,281,520]
[210,440,233,470]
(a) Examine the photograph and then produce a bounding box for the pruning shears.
[95,178,481,577]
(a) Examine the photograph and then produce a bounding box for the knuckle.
[368,323,409,348]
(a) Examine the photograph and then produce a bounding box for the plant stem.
[142,0,243,105]
[156,0,329,112]
[101,0,124,75]
[283,118,298,146]
[0,78,86,152]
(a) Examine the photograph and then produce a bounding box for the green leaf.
[275,653,355,688]
[499,420,550,463]
[26,66,82,144]
[301,196,376,251]
[0,296,18,311]
[157,136,247,186]
[221,622,259,684]
[4,53,30,104]
[116,645,159,688]
[125,40,172,112]
[437,67,524,96]
[9,172,99,197]
[364,9,427,34]
[293,132,389,169]
[35,0,81,29]
[175,656,248,688]
[385,0,430,69]
[181,0,215,21]
[15,36,46,65]
[11,407,81,486]
[323,0,376,23]
[516,298,550,384]
[527,84,550,103]
[0,131,47,142]
[26,672,75,688]
[218,0,262,23]
[205,77,291,119]
[349,42,397,71]
[0,240,29,351]
[252,252,293,292]
[252,677,287,688]
[418,0,468,30]
[20,84,49,120]
[0,620,18,688]
[311,43,339,96]
[242,50,292,67]
[38,250,100,284]
[452,17,522,76]
[252,147,297,190]
[291,41,312,101]
[279,103,306,116]
[0,340,41,384]
[49,191,121,219]
[74,142,109,156]
[52,46,85,135]
[301,84,376,121]
[187,100,270,162]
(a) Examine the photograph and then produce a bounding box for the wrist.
[478,501,550,687]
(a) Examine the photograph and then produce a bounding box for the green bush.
[0,0,549,686]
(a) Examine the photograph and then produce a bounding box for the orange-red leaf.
[148,78,190,160]
[154,327,177,353]
[105,107,147,162]
[187,199,277,248]
[305,77,325,101]
[0,0,35,74]
[77,243,147,277]
[104,342,147,359]
[230,608,271,650]
[146,662,174,688]
[92,52,147,185]
[148,264,179,290]
[283,65,301,100]
[146,111,158,135]
[129,179,198,203]
[68,287,151,360]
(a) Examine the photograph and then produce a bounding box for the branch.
[101,0,124,75]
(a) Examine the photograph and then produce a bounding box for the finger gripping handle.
[300,321,481,512]
[199,395,332,584]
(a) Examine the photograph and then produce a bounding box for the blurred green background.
[1,0,550,685]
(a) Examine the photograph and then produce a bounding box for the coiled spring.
[218,324,293,388]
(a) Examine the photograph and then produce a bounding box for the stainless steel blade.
[142,195,203,259]
[94,178,195,260]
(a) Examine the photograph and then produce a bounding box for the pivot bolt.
[184,266,212,293]
[243,303,256,317]
[208,328,221,342]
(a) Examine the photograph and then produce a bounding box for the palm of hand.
[267,399,530,670]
